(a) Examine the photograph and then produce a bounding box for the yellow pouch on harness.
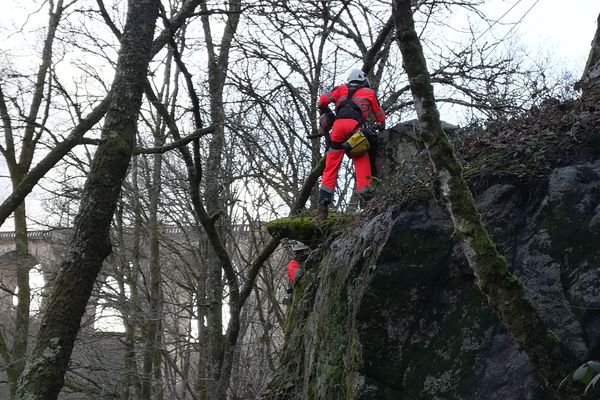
[342,129,370,157]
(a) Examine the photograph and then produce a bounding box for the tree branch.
[0,96,109,229]
[0,0,203,230]
[133,126,215,154]
[239,156,325,306]
[362,15,395,75]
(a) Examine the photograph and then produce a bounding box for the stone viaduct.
[0,225,256,312]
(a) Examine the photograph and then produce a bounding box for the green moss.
[265,213,353,242]
[266,216,321,241]
[294,231,382,400]
[283,284,304,336]
[309,263,350,398]
[462,152,502,180]
[380,229,453,268]
[87,171,105,186]
[344,332,361,399]
[460,146,552,194]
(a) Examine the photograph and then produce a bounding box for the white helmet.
[291,241,309,252]
[347,69,368,84]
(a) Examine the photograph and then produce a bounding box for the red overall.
[287,259,300,282]
[318,85,385,198]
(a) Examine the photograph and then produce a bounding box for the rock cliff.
[262,104,600,399]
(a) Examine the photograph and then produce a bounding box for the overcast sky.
[483,0,598,73]
[0,0,599,232]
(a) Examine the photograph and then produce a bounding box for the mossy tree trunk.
[392,1,580,398]
[14,1,160,399]
[581,14,600,106]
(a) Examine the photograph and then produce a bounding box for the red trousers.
[321,119,372,195]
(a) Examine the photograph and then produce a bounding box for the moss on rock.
[265,213,355,243]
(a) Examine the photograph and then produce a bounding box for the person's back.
[316,69,386,221]
[323,84,384,124]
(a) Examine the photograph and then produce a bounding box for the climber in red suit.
[287,259,300,283]
[316,69,386,220]
[286,242,309,295]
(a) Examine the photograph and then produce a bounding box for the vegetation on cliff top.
[458,100,600,187]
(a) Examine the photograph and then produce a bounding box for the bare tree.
[0,0,205,228]
[197,1,243,396]
[14,0,162,398]
[0,2,68,397]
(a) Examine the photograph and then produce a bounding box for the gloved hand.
[377,121,386,130]
[318,105,332,115]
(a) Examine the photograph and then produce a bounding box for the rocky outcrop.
[581,15,600,107]
[262,115,600,399]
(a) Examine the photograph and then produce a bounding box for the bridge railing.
[0,230,62,241]
[0,224,256,241]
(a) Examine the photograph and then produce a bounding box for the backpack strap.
[347,85,359,99]
[336,84,365,123]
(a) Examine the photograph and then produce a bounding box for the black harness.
[335,84,365,123]
[327,84,365,150]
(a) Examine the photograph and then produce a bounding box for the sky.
[0,0,599,232]
[481,0,598,73]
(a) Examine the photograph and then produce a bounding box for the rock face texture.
[262,124,600,399]
[581,15,600,107]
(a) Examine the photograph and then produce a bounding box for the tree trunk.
[195,284,209,399]
[581,14,600,106]
[391,1,580,398]
[6,202,30,400]
[199,2,242,397]
[141,111,166,400]
[0,2,65,396]
[201,11,228,399]
[115,199,142,400]
[14,1,160,398]
[127,156,144,400]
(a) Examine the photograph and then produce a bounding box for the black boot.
[359,187,375,209]
[316,189,332,221]
[315,204,329,221]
